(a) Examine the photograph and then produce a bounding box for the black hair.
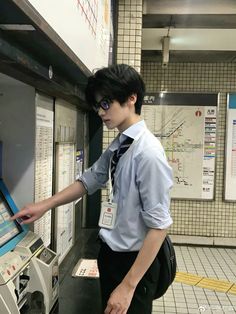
[85,64,146,115]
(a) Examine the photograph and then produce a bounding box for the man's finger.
[18,216,34,224]
[104,304,112,314]
[10,210,27,220]
[10,210,32,224]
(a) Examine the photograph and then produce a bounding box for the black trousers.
[97,241,160,314]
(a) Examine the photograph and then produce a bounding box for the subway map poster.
[142,93,218,200]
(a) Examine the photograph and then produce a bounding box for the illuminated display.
[0,192,21,247]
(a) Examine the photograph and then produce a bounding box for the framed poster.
[54,100,77,263]
[142,93,218,200]
[224,93,236,201]
[55,143,75,263]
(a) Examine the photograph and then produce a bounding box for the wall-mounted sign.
[143,93,218,200]
[225,93,236,201]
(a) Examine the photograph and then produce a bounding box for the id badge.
[99,201,117,229]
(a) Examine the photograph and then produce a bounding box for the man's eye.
[101,100,110,109]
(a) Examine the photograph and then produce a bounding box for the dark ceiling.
[142,0,236,62]
[143,14,236,29]
[0,0,91,108]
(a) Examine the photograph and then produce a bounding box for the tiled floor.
[152,246,236,314]
[56,230,236,313]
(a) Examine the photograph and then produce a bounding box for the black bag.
[153,235,177,299]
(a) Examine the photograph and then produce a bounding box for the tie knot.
[117,136,133,155]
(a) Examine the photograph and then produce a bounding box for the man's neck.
[117,114,141,133]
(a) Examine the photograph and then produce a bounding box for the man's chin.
[104,123,115,130]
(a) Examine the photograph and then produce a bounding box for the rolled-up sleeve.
[77,149,111,195]
[136,147,173,229]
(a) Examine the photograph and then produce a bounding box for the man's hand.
[10,201,49,224]
[104,281,135,314]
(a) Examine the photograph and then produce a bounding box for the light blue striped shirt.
[79,120,173,251]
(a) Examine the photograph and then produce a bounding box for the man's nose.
[98,107,106,116]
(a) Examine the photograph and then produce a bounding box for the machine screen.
[0,191,22,247]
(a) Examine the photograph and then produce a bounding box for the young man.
[12,64,173,314]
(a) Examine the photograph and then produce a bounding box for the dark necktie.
[110,136,134,186]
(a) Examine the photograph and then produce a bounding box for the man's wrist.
[122,275,139,291]
[42,197,57,211]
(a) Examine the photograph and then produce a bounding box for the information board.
[34,94,54,247]
[225,93,236,201]
[142,93,218,200]
[55,144,75,263]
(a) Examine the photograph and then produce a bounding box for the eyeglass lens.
[94,98,111,112]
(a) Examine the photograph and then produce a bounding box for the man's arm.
[11,181,87,224]
[105,228,167,314]
[11,147,112,225]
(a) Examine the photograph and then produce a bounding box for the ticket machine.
[0,179,59,314]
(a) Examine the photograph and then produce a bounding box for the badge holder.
[98,162,117,229]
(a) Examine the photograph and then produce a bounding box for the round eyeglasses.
[93,97,112,113]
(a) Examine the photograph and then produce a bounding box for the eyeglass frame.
[93,97,113,113]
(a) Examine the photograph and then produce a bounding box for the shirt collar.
[122,119,146,141]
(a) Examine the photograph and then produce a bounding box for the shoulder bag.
[153,235,177,299]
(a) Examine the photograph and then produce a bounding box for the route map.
[142,105,217,199]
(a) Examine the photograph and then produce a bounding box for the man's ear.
[128,94,137,106]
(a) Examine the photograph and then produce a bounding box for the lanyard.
[108,158,114,203]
